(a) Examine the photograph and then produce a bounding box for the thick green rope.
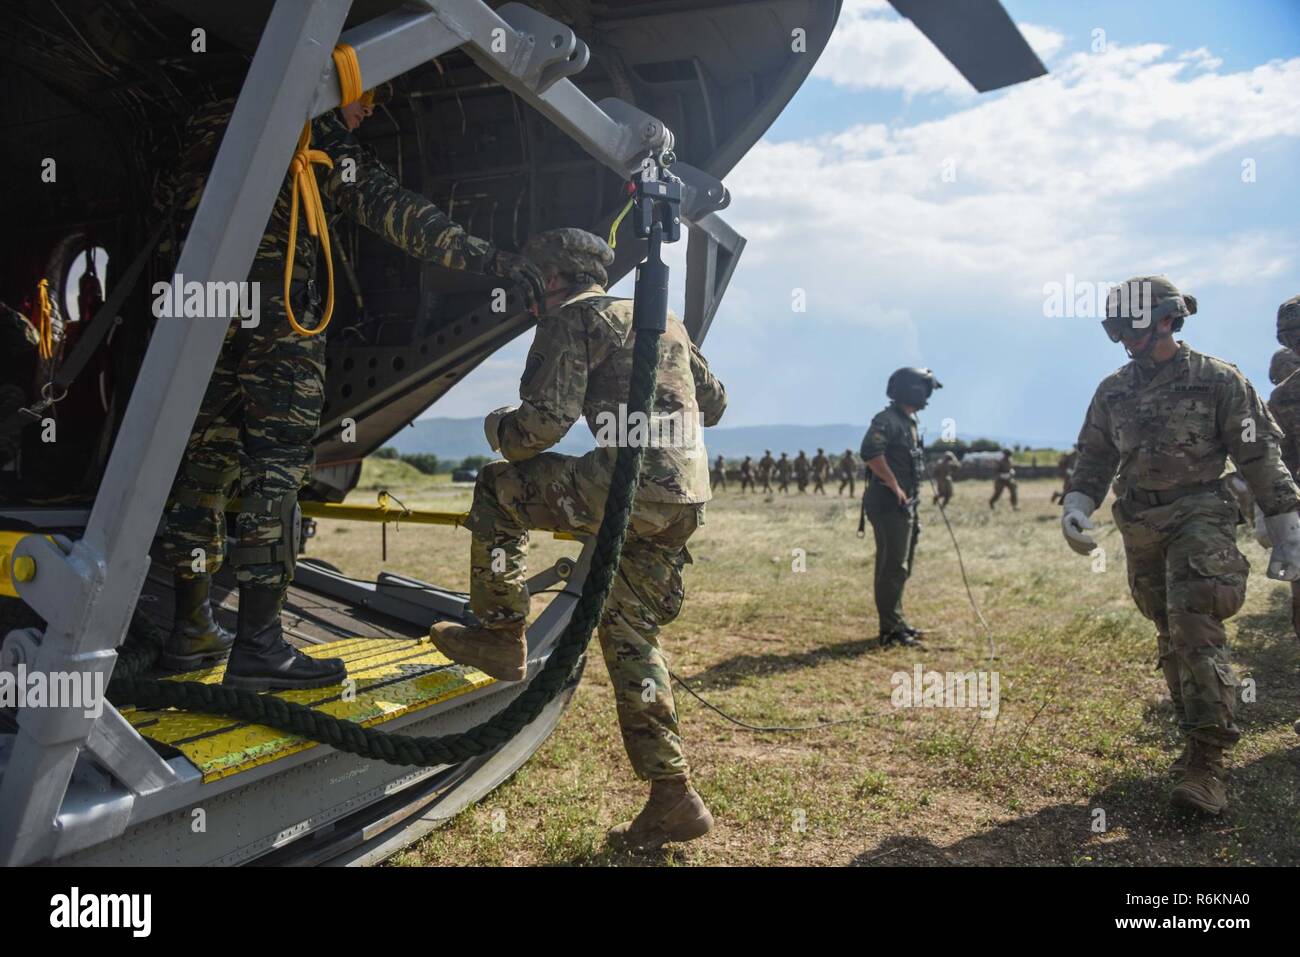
[108,327,662,768]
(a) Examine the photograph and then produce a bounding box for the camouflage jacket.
[861,402,921,496]
[811,453,829,477]
[838,453,856,476]
[775,457,791,478]
[793,454,810,478]
[758,454,775,475]
[1268,370,1300,478]
[932,457,955,481]
[496,286,727,504]
[155,99,495,280]
[1073,343,1300,515]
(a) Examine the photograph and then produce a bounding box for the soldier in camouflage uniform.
[738,454,756,493]
[793,450,810,493]
[710,453,728,491]
[775,452,792,493]
[862,367,940,647]
[758,450,775,494]
[989,449,1018,510]
[429,228,727,851]
[155,92,543,689]
[1269,345,1300,387]
[931,450,958,507]
[1265,296,1300,643]
[1062,277,1300,815]
[837,449,857,497]
[811,448,829,494]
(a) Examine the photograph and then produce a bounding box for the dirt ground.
[307,467,1300,866]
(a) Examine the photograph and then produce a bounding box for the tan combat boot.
[429,620,527,682]
[1170,740,1227,814]
[608,775,714,851]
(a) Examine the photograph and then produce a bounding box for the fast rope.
[927,470,997,660]
[282,43,364,337]
[108,155,684,769]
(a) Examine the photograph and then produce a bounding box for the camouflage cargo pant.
[159,285,324,590]
[1113,491,1244,748]
[990,477,1017,507]
[933,477,954,507]
[465,452,700,781]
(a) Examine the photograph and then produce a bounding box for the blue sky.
[434,0,1300,447]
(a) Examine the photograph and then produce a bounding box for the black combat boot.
[223,584,347,691]
[159,575,235,671]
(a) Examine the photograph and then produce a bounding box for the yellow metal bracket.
[0,532,41,598]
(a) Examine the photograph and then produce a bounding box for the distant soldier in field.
[1049,446,1079,505]
[1265,295,1300,643]
[758,449,775,494]
[1269,345,1300,387]
[775,452,792,493]
[429,227,727,850]
[837,449,857,497]
[861,367,941,647]
[793,450,810,493]
[1062,276,1300,815]
[811,448,829,494]
[932,450,958,507]
[156,88,544,690]
[711,453,728,492]
[989,448,1018,510]
[739,455,756,493]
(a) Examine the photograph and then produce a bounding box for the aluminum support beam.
[0,0,357,867]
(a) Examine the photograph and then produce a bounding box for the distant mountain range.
[383,417,1073,462]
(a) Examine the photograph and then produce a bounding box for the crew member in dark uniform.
[860,367,941,647]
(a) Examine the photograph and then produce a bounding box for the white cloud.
[724,44,1300,320]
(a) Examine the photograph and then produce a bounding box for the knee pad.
[229,490,300,581]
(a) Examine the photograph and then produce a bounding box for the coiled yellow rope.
[283,124,335,336]
[34,279,54,360]
[282,44,365,336]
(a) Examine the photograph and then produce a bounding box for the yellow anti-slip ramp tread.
[123,637,495,782]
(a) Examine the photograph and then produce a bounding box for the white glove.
[483,405,517,453]
[1061,491,1098,556]
[1264,511,1300,581]
[1254,505,1273,550]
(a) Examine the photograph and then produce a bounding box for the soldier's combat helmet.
[886,367,942,409]
[522,228,615,287]
[1270,345,1300,385]
[1102,275,1196,354]
[1274,295,1300,350]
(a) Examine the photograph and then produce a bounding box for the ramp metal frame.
[0,0,737,866]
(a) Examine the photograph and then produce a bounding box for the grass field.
[307,468,1300,866]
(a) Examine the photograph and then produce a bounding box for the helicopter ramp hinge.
[494,3,590,96]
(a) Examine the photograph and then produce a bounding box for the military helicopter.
[0,0,1044,866]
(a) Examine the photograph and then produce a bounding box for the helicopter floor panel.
[123,637,494,783]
